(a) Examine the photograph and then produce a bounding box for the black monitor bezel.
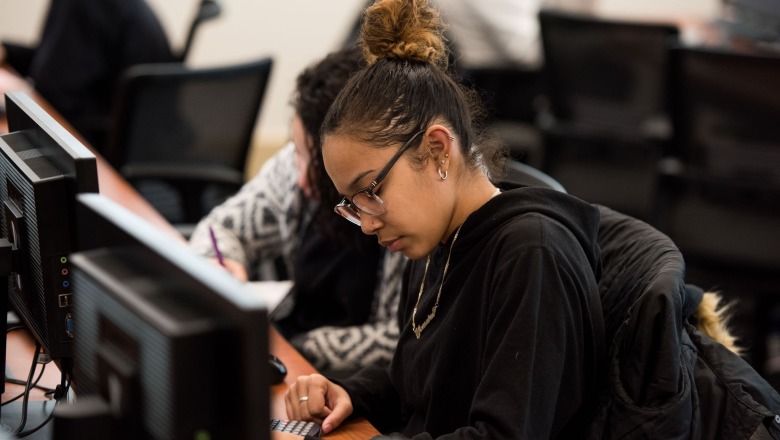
[71,193,269,439]
[1,91,99,359]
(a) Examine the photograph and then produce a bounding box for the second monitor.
[67,193,270,439]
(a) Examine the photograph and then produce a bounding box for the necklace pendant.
[413,326,422,339]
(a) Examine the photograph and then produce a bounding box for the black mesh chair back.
[537,10,679,221]
[106,57,273,230]
[501,160,567,193]
[670,46,780,184]
[539,10,678,134]
[657,47,780,374]
[660,46,780,272]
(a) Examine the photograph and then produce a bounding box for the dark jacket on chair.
[588,205,780,439]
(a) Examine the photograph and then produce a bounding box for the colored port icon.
[60,256,68,264]
[62,280,70,288]
[65,313,74,338]
[61,268,69,276]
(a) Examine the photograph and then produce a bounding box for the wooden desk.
[1,69,381,439]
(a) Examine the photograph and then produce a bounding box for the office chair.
[179,0,222,62]
[537,10,679,221]
[501,159,566,193]
[656,46,780,374]
[588,205,780,438]
[459,68,545,166]
[105,57,273,236]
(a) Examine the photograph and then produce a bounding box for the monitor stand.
[1,238,55,439]
[2,237,10,427]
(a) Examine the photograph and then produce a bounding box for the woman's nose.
[360,214,381,235]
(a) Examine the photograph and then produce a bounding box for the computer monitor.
[65,193,269,440]
[0,91,99,420]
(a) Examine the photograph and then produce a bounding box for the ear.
[424,124,455,166]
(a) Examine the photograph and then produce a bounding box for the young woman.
[283,0,606,438]
[189,48,406,378]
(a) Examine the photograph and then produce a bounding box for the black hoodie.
[340,186,606,439]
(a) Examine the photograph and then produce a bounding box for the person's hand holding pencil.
[208,226,249,281]
[209,226,226,267]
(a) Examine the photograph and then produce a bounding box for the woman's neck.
[442,172,499,243]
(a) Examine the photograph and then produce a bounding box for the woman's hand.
[284,374,353,434]
[209,257,248,281]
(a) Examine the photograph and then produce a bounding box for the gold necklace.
[410,188,500,339]
[411,223,463,339]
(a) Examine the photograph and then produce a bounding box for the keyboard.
[270,419,322,438]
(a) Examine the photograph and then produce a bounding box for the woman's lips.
[381,238,403,252]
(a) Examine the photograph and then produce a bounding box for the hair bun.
[360,0,448,69]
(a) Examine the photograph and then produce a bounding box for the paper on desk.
[243,280,294,320]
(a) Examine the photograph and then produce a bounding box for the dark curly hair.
[290,46,366,246]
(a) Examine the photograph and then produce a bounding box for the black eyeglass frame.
[334,130,426,225]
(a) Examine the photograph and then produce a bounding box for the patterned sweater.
[189,142,406,375]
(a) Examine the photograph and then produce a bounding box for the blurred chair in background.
[458,68,545,166]
[657,46,780,381]
[178,0,223,62]
[436,0,594,167]
[501,159,567,192]
[104,58,273,237]
[0,0,175,151]
[537,10,679,221]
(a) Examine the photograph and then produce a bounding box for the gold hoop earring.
[438,167,448,180]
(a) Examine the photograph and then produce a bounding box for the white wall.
[1,0,718,174]
[595,0,718,19]
[0,0,365,174]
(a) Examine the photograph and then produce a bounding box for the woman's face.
[291,115,314,199]
[322,133,453,260]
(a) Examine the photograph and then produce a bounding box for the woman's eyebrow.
[347,169,376,192]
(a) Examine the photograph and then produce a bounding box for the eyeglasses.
[334,130,425,226]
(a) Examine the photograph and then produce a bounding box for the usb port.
[58,294,72,308]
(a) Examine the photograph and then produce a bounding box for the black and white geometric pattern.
[189,142,405,375]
